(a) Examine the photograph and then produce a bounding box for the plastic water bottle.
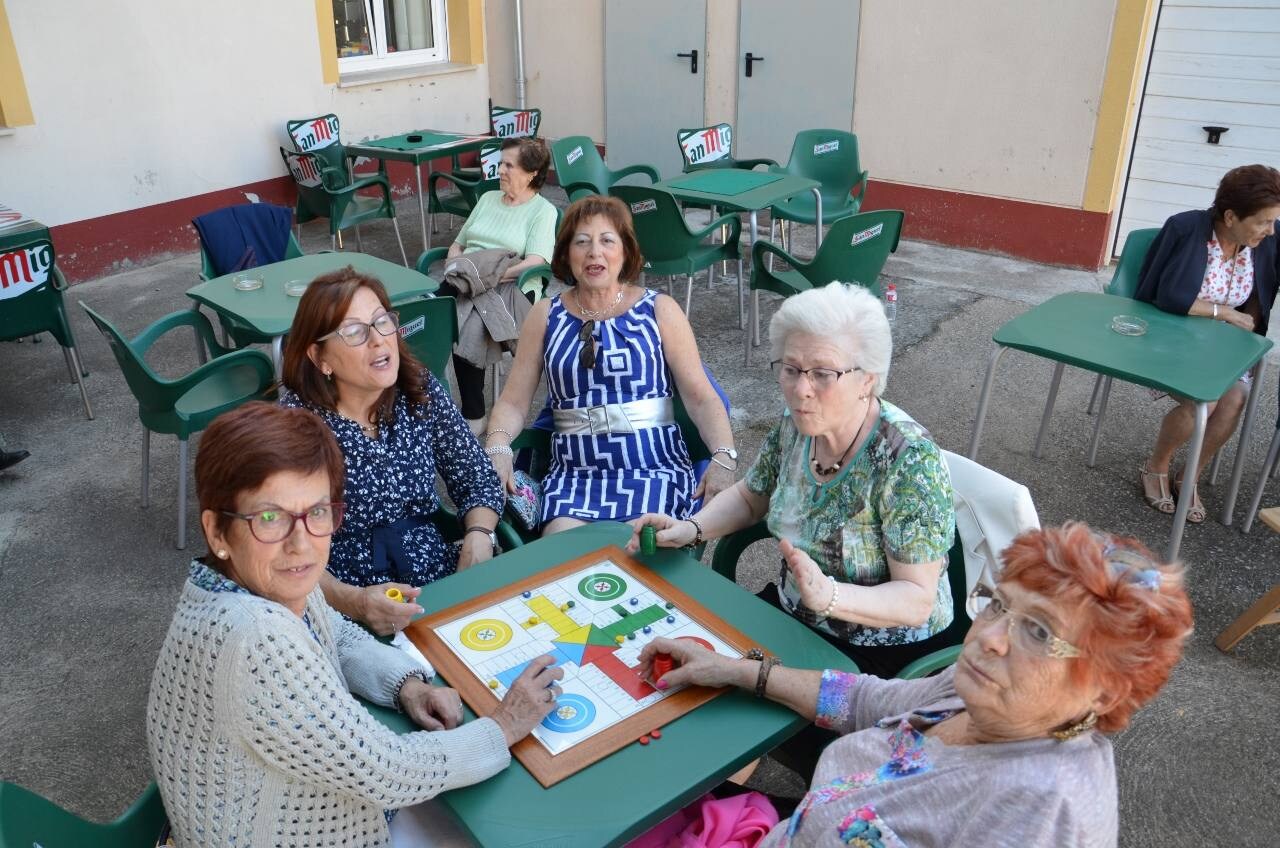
[883,283,898,323]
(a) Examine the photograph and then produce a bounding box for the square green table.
[185,252,437,378]
[652,171,822,350]
[346,130,494,252]
[967,292,1273,561]
[365,522,857,847]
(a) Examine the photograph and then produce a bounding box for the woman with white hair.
[632,283,955,679]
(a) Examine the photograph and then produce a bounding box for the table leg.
[272,336,285,382]
[1241,425,1280,533]
[1086,376,1114,468]
[1222,359,1267,525]
[1167,402,1208,562]
[1032,362,1066,459]
[967,345,1008,460]
[415,166,429,252]
[745,211,761,365]
[427,160,436,235]
[811,188,823,249]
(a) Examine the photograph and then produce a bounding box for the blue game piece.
[629,597,638,606]
[666,615,675,624]
[522,591,531,599]
[643,625,652,634]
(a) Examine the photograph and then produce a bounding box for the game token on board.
[385,587,404,603]
[640,525,657,555]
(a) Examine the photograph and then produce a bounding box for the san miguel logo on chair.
[680,125,732,166]
[0,241,54,301]
[481,147,503,179]
[630,199,657,214]
[813,139,840,156]
[291,115,341,151]
[850,223,884,246]
[286,153,324,188]
[492,108,539,138]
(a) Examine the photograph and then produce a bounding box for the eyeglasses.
[967,583,1081,659]
[221,502,345,544]
[770,361,860,392]
[317,311,399,347]
[579,319,597,370]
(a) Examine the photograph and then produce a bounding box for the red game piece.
[651,652,675,681]
[638,735,651,745]
[650,728,662,739]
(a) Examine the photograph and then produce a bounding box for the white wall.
[0,0,491,226]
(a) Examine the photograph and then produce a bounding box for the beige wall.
[703,0,739,126]
[853,1,1117,207]
[486,0,604,140]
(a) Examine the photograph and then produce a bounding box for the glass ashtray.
[232,273,263,292]
[1111,315,1147,336]
[285,280,309,297]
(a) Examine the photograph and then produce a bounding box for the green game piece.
[566,600,575,608]
[665,602,675,609]
[640,526,657,555]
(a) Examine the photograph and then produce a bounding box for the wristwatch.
[710,447,738,470]
[465,526,499,555]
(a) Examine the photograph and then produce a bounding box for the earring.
[323,369,333,382]
[216,549,229,560]
[1052,710,1097,741]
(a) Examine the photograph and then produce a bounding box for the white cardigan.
[147,566,509,847]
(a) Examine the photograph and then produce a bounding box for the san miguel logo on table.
[679,125,731,165]
[491,108,538,138]
[290,115,341,151]
[286,153,324,188]
[0,241,54,301]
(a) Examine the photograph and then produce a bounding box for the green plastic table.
[185,252,437,378]
[0,202,49,249]
[652,171,822,348]
[346,130,493,252]
[365,522,857,847]
[967,292,1273,561]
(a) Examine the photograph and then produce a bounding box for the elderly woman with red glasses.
[633,282,954,680]
[637,522,1193,848]
[147,403,561,847]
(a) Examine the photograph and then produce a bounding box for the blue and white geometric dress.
[540,289,695,523]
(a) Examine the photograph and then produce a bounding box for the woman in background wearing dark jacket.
[1134,164,1280,522]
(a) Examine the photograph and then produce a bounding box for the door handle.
[676,49,698,74]
[745,52,764,77]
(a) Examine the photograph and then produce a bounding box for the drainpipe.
[514,0,527,109]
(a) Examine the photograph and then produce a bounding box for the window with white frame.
[333,0,447,72]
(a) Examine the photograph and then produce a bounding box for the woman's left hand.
[694,462,735,504]
[780,538,834,612]
[457,533,495,571]
[398,677,464,731]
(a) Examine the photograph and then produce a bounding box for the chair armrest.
[708,521,773,582]
[751,238,801,273]
[562,181,602,202]
[415,246,451,276]
[347,172,391,193]
[516,262,553,303]
[614,163,660,184]
[734,157,777,170]
[165,346,275,397]
[691,211,742,243]
[895,645,962,680]
[429,170,481,193]
[133,309,223,356]
[495,520,525,552]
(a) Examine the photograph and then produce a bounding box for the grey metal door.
[736,0,859,165]
[604,0,706,181]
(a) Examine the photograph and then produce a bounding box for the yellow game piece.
[559,603,570,612]
[615,634,625,644]
[488,679,499,689]
[527,616,539,626]
[384,587,404,603]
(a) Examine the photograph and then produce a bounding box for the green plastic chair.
[710,522,970,675]
[0,780,166,848]
[80,304,275,550]
[676,124,776,173]
[609,185,741,316]
[767,129,870,252]
[198,231,305,348]
[428,142,503,220]
[396,296,458,386]
[446,106,543,184]
[0,238,93,419]
[550,136,660,203]
[429,505,524,557]
[280,147,409,266]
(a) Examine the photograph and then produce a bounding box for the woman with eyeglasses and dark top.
[632,282,954,680]
[279,267,504,636]
[148,402,562,847]
[633,523,1193,848]
[483,195,736,533]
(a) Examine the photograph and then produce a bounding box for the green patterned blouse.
[743,400,955,647]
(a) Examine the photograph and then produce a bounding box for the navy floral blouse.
[278,373,504,588]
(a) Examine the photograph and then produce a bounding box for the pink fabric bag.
[626,791,779,848]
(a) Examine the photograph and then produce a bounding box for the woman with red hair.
[638,522,1193,847]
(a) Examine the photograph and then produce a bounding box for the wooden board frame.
[407,545,765,787]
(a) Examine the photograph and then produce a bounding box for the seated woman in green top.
[632,282,956,679]
[442,137,559,425]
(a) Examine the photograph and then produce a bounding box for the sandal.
[1172,474,1207,524]
[1139,466,1176,515]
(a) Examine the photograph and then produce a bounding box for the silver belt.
[551,397,675,436]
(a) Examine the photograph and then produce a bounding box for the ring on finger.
[544,688,555,703]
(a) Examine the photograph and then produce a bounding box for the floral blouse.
[278,373,504,588]
[1199,236,1254,307]
[744,402,955,647]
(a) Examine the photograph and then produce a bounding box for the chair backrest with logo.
[490,106,541,139]
[0,238,73,346]
[286,114,348,182]
[677,124,733,169]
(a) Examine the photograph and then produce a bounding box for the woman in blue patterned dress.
[280,268,505,635]
[483,195,736,534]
